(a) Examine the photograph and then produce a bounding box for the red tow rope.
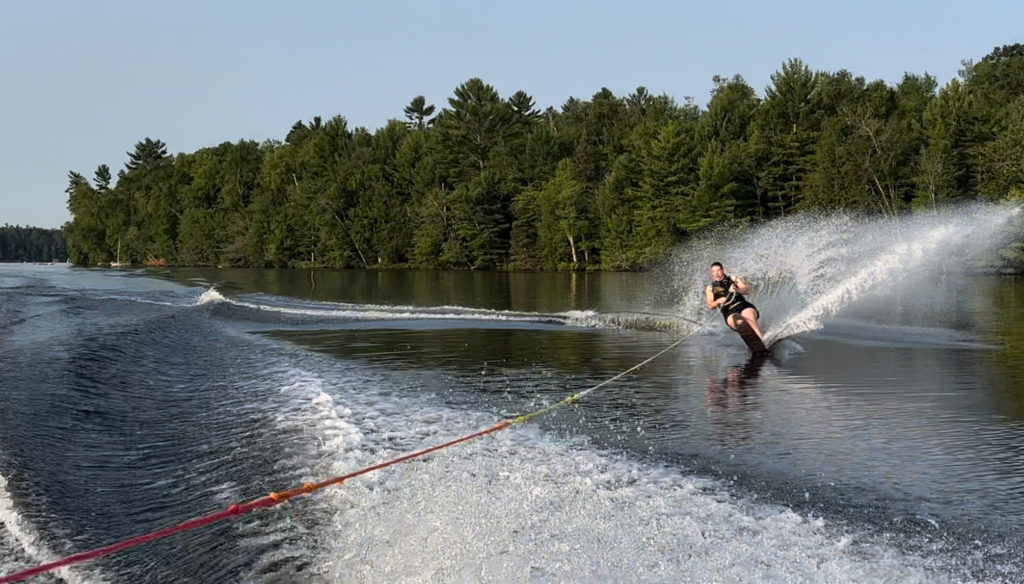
[0,420,513,583]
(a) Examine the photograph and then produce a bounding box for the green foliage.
[0,225,67,262]
[64,170,107,264]
[435,78,512,179]
[751,59,822,215]
[404,95,436,130]
[125,138,169,171]
[62,50,1024,271]
[515,159,588,269]
[976,99,1024,199]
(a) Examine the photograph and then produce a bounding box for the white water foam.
[253,352,967,583]
[273,373,368,471]
[202,290,596,328]
[236,365,403,579]
[243,302,571,324]
[196,284,701,334]
[204,290,719,336]
[321,433,954,583]
[90,293,194,308]
[196,287,227,305]
[0,472,89,584]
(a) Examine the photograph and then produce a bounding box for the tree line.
[0,225,67,262]
[64,45,1024,270]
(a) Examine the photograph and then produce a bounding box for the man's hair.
[710,262,723,269]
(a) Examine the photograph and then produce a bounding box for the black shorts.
[722,301,758,324]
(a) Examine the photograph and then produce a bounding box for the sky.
[1,0,1021,229]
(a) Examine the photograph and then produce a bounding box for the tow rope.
[0,325,703,583]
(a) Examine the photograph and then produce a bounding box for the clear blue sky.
[1,0,1020,228]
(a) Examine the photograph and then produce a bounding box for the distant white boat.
[110,238,125,268]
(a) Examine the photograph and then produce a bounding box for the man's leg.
[740,307,764,340]
[726,314,741,331]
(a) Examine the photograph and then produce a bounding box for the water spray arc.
[685,205,1022,346]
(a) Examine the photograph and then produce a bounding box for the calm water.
[2,217,1024,582]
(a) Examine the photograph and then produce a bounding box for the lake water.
[2,207,1023,582]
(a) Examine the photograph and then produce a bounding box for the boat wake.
[0,472,90,584]
[193,288,711,335]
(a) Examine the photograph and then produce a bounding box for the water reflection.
[705,353,766,447]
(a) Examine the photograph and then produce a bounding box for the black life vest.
[710,275,746,314]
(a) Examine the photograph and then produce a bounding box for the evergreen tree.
[403,95,436,130]
[751,59,822,215]
[64,171,107,264]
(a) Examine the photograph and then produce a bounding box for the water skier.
[705,261,765,343]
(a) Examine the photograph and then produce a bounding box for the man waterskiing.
[705,262,766,350]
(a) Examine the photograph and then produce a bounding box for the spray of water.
[196,287,226,305]
[667,204,1021,345]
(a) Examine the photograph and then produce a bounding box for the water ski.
[732,315,769,354]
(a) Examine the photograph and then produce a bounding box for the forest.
[63,45,1024,270]
[0,225,67,262]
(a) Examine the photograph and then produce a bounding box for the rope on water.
[509,335,689,426]
[0,317,712,584]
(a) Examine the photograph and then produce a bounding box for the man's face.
[711,265,724,281]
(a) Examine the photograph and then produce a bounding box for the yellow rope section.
[510,336,687,426]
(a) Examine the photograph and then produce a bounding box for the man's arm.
[705,285,721,310]
[733,276,751,295]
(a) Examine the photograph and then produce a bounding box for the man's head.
[710,262,725,281]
